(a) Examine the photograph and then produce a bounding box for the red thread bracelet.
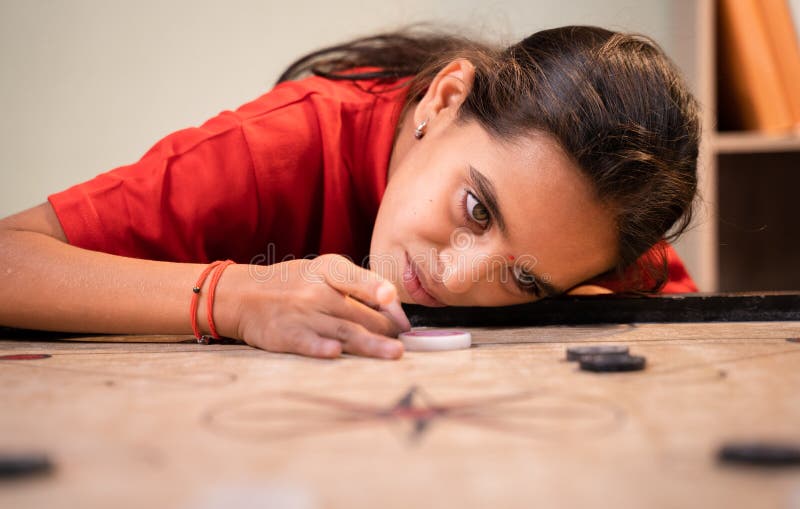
[190,260,224,342]
[206,259,236,340]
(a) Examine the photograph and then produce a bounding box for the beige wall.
[1,0,704,282]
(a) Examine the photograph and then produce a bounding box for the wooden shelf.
[713,131,800,153]
[684,0,800,292]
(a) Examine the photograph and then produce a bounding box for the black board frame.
[403,292,800,327]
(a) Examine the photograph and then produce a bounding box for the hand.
[566,284,613,296]
[222,254,411,359]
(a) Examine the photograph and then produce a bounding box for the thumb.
[377,281,411,332]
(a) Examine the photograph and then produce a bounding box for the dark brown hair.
[278,26,700,293]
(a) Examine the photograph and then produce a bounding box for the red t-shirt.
[48,74,697,294]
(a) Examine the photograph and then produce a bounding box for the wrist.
[207,263,249,340]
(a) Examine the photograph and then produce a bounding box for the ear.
[414,58,476,129]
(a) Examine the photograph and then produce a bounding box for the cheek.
[387,179,460,236]
[410,187,463,243]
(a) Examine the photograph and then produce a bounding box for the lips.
[402,252,446,307]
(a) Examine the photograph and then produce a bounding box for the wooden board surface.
[2,322,800,508]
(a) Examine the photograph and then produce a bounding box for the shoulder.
[231,72,412,191]
[230,72,412,125]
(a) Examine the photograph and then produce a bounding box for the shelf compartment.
[713,131,800,153]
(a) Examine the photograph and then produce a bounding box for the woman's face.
[369,60,619,306]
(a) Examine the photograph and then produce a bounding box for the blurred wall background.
[0,0,702,280]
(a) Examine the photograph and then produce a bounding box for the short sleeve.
[47,86,322,263]
[658,244,698,293]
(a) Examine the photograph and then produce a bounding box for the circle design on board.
[474,324,636,345]
[534,324,635,341]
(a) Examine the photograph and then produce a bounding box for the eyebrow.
[467,165,564,299]
[468,165,507,235]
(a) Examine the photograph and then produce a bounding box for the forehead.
[458,123,618,284]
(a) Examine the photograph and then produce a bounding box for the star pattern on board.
[204,385,623,444]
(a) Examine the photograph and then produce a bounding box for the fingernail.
[385,300,412,332]
[382,341,403,359]
[376,281,397,305]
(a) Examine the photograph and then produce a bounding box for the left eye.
[466,191,490,225]
[513,265,538,288]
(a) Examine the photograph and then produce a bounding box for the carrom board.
[1,321,799,508]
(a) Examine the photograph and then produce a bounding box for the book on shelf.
[717,0,800,133]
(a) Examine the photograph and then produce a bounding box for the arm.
[0,202,408,359]
[0,202,229,335]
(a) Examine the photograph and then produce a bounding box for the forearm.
[0,230,241,337]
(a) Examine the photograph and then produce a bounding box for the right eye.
[465,191,490,227]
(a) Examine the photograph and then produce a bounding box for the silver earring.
[414,118,428,139]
